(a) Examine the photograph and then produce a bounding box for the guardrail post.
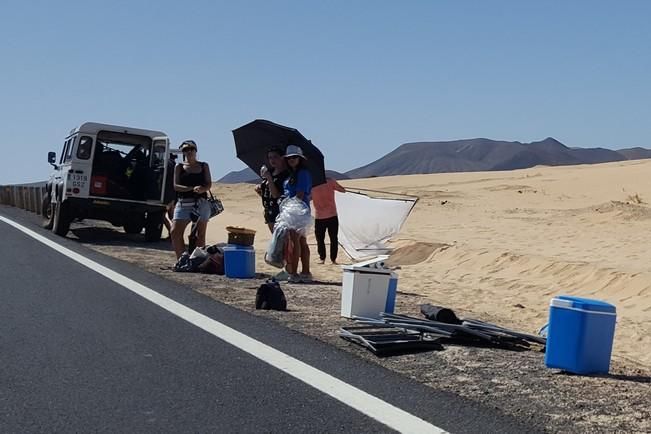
[32,187,38,213]
[26,187,32,212]
[36,188,43,215]
[16,186,22,209]
[29,188,35,213]
[22,186,28,211]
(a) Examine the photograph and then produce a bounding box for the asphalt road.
[0,206,539,433]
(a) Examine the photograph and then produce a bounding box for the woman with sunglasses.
[283,145,313,283]
[171,140,213,259]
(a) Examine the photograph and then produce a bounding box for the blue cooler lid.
[551,295,616,314]
[223,244,254,251]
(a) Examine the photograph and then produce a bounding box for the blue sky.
[1,1,650,184]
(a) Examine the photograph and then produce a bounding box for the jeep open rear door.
[151,136,170,203]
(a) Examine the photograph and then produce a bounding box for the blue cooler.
[384,273,398,314]
[545,295,616,375]
[223,245,255,278]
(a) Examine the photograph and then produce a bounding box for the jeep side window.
[152,140,166,167]
[77,136,93,160]
[59,139,70,164]
[64,136,76,162]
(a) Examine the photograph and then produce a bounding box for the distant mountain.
[218,138,651,183]
[217,167,349,184]
[345,137,644,179]
[218,167,258,184]
[616,147,651,160]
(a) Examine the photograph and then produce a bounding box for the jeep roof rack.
[69,122,167,139]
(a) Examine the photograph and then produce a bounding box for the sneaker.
[299,272,313,283]
[288,273,302,283]
[274,270,290,282]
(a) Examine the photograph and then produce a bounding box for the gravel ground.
[69,226,651,434]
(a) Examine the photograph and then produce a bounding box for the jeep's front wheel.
[144,211,163,242]
[42,194,54,229]
[52,200,72,237]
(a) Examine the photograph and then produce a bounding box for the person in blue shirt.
[283,145,312,283]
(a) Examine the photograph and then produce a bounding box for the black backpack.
[255,280,287,311]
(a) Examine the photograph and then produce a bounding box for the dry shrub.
[626,193,644,204]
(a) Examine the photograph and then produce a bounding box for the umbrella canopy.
[232,119,326,186]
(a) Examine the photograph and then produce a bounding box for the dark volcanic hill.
[616,147,651,160]
[218,167,349,184]
[345,137,639,179]
[218,138,651,182]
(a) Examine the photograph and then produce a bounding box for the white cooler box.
[341,257,398,319]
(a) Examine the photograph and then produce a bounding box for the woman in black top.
[256,147,289,232]
[171,140,213,259]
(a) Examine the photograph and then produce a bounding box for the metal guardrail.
[0,184,47,216]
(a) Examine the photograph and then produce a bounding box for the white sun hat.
[285,144,307,160]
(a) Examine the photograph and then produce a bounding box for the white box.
[341,257,397,319]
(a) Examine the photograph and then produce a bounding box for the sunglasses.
[286,156,300,160]
[182,147,196,153]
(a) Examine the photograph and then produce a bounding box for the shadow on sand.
[554,371,651,384]
[69,225,173,252]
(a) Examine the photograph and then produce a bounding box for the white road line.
[0,215,447,434]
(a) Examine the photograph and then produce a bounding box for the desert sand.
[209,159,651,369]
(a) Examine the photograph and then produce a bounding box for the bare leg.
[163,202,174,237]
[299,236,310,274]
[171,219,190,259]
[286,230,300,275]
[196,220,209,248]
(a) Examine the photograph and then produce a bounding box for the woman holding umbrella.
[283,145,313,283]
[255,146,289,232]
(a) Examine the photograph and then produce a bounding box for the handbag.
[208,191,224,218]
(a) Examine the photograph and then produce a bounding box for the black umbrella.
[232,119,326,186]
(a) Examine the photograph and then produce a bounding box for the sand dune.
[208,159,651,368]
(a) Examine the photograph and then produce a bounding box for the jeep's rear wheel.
[52,200,72,237]
[144,211,163,242]
[123,221,144,234]
[42,194,54,229]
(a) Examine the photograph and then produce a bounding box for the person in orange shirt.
[311,177,346,264]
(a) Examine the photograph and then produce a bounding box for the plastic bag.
[190,247,208,260]
[265,223,289,268]
[264,198,312,268]
[275,197,313,237]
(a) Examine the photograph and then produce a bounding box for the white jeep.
[44,122,172,241]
